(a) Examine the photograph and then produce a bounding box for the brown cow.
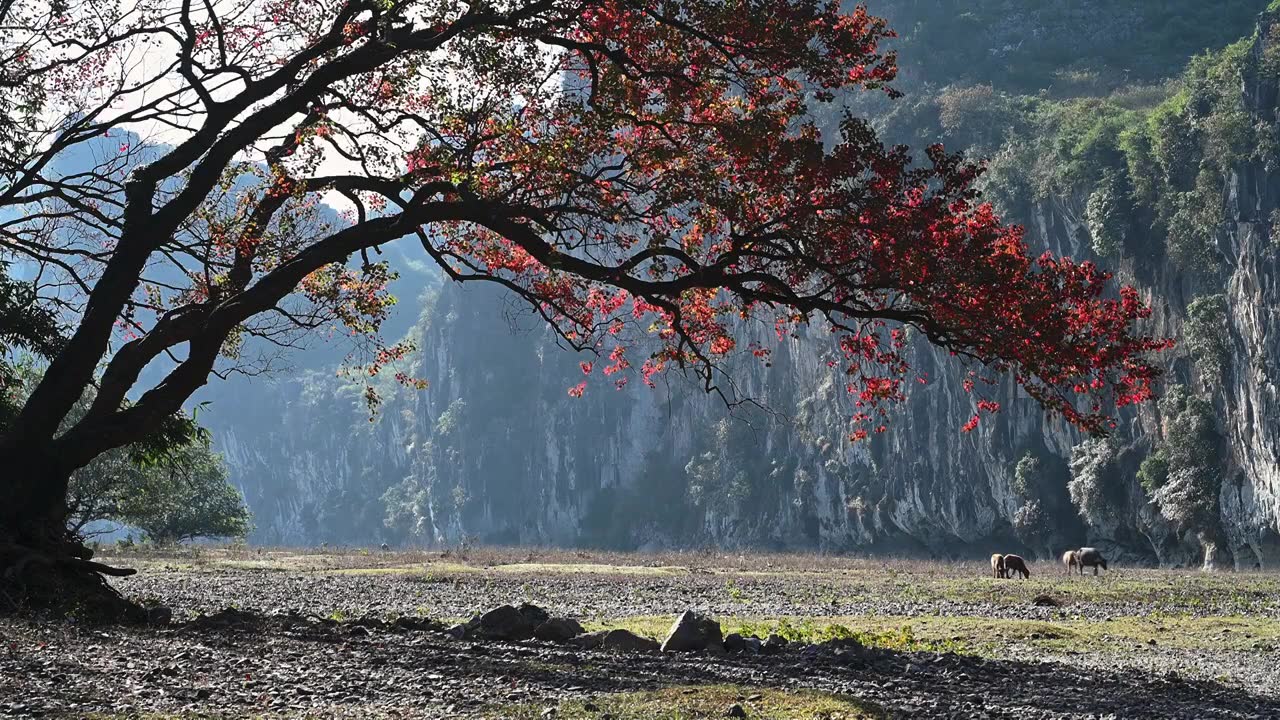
[990,553,1006,579]
[1003,554,1031,579]
[1062,550,1079,575]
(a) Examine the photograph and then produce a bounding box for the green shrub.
[1138,447,1171,493]
[1147,386,1224,533]
[1085,170,1133,256]
[1012,452,1040,500]
[1184,294,1230,381]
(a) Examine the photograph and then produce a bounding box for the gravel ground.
[1,551,1278,719]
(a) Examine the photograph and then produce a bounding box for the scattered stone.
[600,629,660,653]
[535,618,585,643]
[726,702,747,718]
[478,605,536,641]
[661,610,724,653]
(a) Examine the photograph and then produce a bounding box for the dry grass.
[99,544,1280,610]
[495,684,886,719]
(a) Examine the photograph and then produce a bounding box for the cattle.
[1061,550,1079,575]
[1003,554,1031,579]
[1077,547,1108,575]
[990,553,1006,579]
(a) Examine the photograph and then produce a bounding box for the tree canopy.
[0,0,1172,555]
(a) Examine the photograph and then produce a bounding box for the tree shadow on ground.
[193,612,1278,719]
[3,611,1273,719]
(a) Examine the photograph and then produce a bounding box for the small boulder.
[600,629,660,653]
[517,602,551,628]
[762,634,789,654]
[379,542,390,551]
[444,623,468,640]
[723,633,748,653]
[478,605,535,641]
[661,610,724,653]
[568,630,609,650]
[535,617,586,643]
[145,605,173,626]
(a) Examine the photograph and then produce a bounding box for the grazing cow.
[1003,554,1031,579]
[990,553,1006,579]
[1061,550,1079,575]
[1077,547,1108,575]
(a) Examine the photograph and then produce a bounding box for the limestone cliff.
[201,7,1280,568]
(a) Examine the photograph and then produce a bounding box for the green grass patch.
[580,612,1280,657]
[494,684,885,719]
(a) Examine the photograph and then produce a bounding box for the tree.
[109,438,252,544]
[1067,438,1123,533]
[1142,385,1224,543]
[1,0,1171,612]
[1012,499,1051,558]
[67,439,250,544]
[0,265,63,426]
[1183,294,1230,383]
[7,363,251,543]
[1012,451,1041,500]
[1085,170,1133,257]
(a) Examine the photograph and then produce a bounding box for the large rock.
[478,605,535,641]
[600,629,660,652]
[517,602,551,627]
[660,611,724,653]
[535,617,585,643]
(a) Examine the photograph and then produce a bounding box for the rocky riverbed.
[2,547,1279,719]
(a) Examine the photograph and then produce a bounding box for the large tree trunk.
[0,446,69,543]
[0,444,142,621]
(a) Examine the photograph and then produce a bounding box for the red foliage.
[5,0,1172,461]
[415,1,1170,436]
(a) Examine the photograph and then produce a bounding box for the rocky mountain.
[200,2,1280,569]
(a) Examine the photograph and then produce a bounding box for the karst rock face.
[202,11,1280,570]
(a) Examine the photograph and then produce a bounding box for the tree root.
[0,540,144,623]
